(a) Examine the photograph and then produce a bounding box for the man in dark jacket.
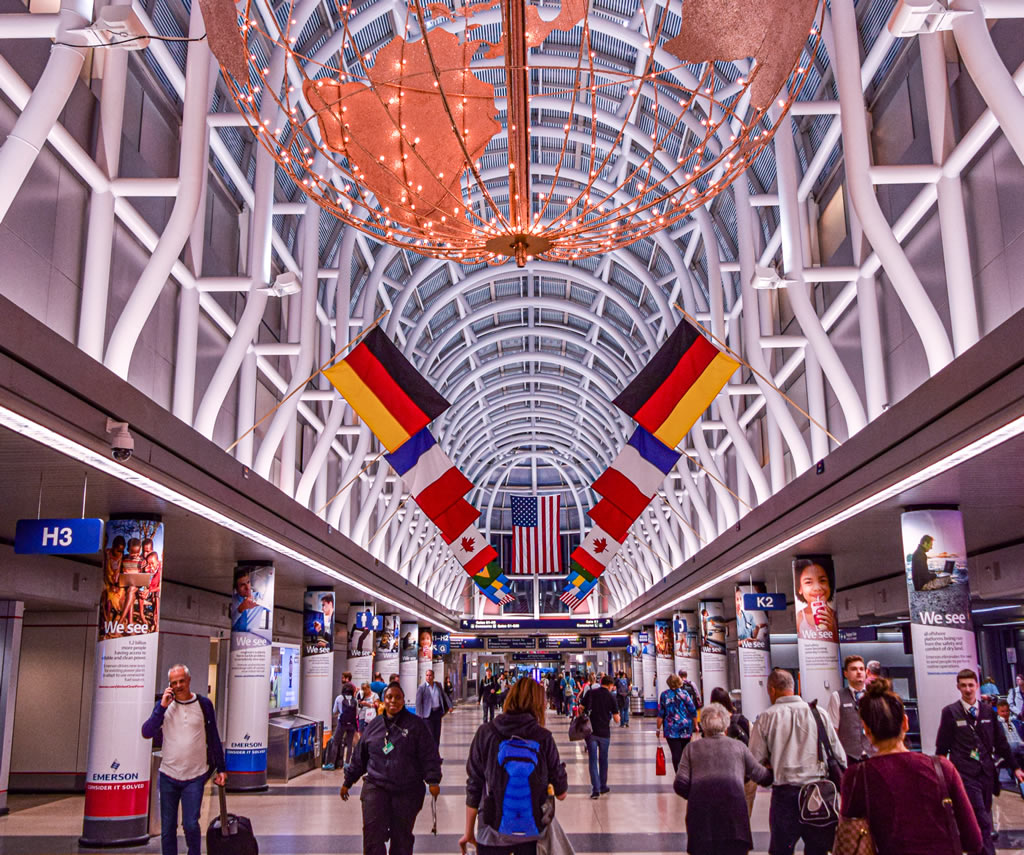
[936,669,1024,855]
[141,664,225,855]
[583,675,620,799]
[479,668,498,723]
[341,682,441,855]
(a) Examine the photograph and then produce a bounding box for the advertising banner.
[346,605,375,686]
[630,630,644,704]
[300,588,335,728]
[400,621,419,710]
[432,630,449,683]
[81,517,164,846]
[901,509,977,753]
[735,583,771,722]
[672,611,701,688]
[641,625,658,714]
[226,563,274,790]
[793,556,841,706]
[417,626,433,684]
[699,600,728,700]
[374,613,401,683]
[654,619,674,698]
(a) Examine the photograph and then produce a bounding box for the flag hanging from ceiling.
[385,428,472,519]
[450,524,499,576]
[433,499,482,544]
[511,495,561,575]
[613,319,739,449]
[323,326,450,452]
[592,425,681,518]
[472,561,516,605]
[587,498,635,543]
[560,574,598,609]
[571,526,624,577]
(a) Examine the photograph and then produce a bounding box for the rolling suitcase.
[207,784,258,855]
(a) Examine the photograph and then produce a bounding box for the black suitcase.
[207,784,258,855]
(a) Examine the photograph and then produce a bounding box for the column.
[374,613,400,683]
[630,630,644,714]
[300,588,335,731]
[0,601,24,816]
[641,625,657,716]
[81,517,164,845]
[699,600,728,700]
[345,606,375,687]
[225,562,274,791]
[672,611,701,689]
[654,618,674,699]
[417,627,433,685]
[399,621,418,711]
[792,556,841,706]
[432,631,450,683]
[735,584,772,721]
[901,509,977,753]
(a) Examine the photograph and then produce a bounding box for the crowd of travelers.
[142,657,1024,855]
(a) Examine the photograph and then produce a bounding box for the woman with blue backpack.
[460,678,569,855]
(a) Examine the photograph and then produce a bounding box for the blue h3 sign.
[15,518,104,554]
[742,592,787,611]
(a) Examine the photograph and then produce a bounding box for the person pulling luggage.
[340,681,441,855]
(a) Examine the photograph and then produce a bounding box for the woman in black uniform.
[340,682,441,855]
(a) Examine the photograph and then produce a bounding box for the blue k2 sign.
[15,518,104,555]
[742,592,787,611]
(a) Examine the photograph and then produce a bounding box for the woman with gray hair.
[674,702,772,855]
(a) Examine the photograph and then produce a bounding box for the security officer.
[341,682,441,855]
[826,655,874,761]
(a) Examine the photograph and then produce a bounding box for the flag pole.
[398,530,441,574]
[365,494,410,547]
[672,303,841,446]
[226,309,391,453]
[680,448,753,512]
[315,450,386,516]
[656,492,706,545]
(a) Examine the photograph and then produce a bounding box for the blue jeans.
[586,735,610,794]
[158,771,206,855]
[617,694,629,725]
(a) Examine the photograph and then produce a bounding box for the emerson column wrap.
[81,516,164,846]
[300,588,335,731]
[699,600,728,701]
[735,584,772,722]
[399,621,419,711]
[793,555,842,706]
[672,611,701,690]
[225,562,275,791]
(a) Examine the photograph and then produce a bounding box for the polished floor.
[3,703,1024,853]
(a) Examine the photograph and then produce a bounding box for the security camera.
[105,418,134,461]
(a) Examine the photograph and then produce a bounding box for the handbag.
[568,711,592,742]
[931,756,964,855]
[833,762,877,855]
[655,746,666,776]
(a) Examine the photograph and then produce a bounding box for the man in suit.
[936,668,1024,855]
[415,669,451,749]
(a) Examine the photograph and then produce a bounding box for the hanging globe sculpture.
[211,0,823,265]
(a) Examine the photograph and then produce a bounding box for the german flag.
[613,320,739,449]
[323,326,450,452]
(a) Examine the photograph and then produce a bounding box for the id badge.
[383,741,394,755]
[970,748,981,762]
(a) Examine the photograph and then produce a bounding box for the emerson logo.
[110,760,120,771]
[92,760,140,782]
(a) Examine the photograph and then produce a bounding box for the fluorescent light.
[973,605,1021,613]
[622,410,1024,629]
[0,405,456,633]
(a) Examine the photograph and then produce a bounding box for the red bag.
[655,746,666,776]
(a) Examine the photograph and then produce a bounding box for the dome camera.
[105,418,134,461]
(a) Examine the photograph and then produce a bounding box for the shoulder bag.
[568,710,592,742]
[832,761,877,855]
[931,756,964,855]
[799,702,843,827]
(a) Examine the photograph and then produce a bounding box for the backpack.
[337,693,357,728]
[483,734,545,837]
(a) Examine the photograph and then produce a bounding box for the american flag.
[511,495,561,575]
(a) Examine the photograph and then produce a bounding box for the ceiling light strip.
[622,411,1024,629]
[0,405,456,632]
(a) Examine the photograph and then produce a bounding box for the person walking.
[678,669,702,709]
[827,655,874,762]
[674,702,772,855]
[996,700,1024,769]
[459,678,569,855]
[709,687,756,814]
[480,668,499,723]
[561,671,576,716]
[840,677,983,854]
[326,682,359,769]
[748,668,847,855]
[141,664,226,855]
[1007,673,1024,722]
[583,675,620,799]
[357,682,380,733]
[615,671,631,727]
[936,668,1024,855]
[657,674,697,772]
[341,682,441,855]
[415,668,451,748]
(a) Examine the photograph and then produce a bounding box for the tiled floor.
[3,704,1024,853]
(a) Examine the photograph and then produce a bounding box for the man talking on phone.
[142,664,226,855]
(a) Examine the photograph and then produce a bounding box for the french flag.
[592,427,680,519]
[385,428,473,521]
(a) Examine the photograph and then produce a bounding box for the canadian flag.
[450,525,496,576]
[574,525,623,577]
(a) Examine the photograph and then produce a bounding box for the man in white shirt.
[997,701,1024,772]
[827,655,874,761]
[142,665,226,855]
[1007,673,1024,720]
[415,669,450,748]
[750,668,847,855]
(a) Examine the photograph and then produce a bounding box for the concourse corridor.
[2,701,1024,854]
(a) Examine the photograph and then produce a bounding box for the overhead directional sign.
[15,518,104,555]
[839,627,878,643]
[742,592,787,611]
[460,618,613,631]
[354,610,384,631]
